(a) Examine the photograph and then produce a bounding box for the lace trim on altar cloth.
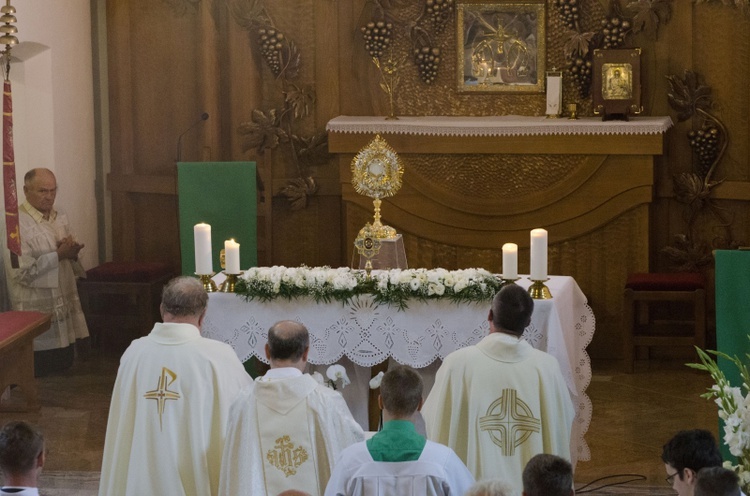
[326,115,673,137]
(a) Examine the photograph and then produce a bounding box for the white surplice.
[324,440,475,496]
[422,332,574,491]
[5,202,88,350]
[219,369,364,496]
[98,322,251,496]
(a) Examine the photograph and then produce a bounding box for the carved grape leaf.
[280,177,319,210]
[237,109,288,154]
[666,70,713,122]
[627,0,673,36]
[673,172,710,204]
[661,234,712,272]
[284,84,315,119]
[292,133,331,169]
[230,0,265,29]
[280,40,301,80]
[564,31,596,58]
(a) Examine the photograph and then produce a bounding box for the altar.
[202,274,594,463]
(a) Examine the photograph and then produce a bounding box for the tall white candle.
[530,228,548,280]
[546,74,562,116]
[225,239,240,274]
[194,223,213,274]
[502,243,518,279]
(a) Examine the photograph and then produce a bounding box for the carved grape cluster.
[361,21,393,59]
[688,124,721,176]
[567,55,592,98]
[600,16,631,49]
[552,0,579,31]
[413,45,441,84]
[258,28,285,76]
[425,0,454,34]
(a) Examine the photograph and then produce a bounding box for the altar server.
[325,365,474,496]
[219,320,364,496]
[422,284,574,491]
[98,276,251,496]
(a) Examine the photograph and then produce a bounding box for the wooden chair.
[0,311,51,412]
[77,262,173,354]
[623,272,706,373]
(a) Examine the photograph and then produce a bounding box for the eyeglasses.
[665,470,681,485]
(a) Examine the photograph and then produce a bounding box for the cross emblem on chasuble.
[479,388,541,456]
[143,367,181,431]
[267,435,309,477]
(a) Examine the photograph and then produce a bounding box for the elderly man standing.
[220,320,364,496]
[4,168,88,375]
[98,276,251,496]
[422,284,574,492]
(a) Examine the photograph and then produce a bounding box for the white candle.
[530,228,548,280]
[546,74,562,116]
[502,243,518,279]
[194,223,213,274]
[225,239,240,274]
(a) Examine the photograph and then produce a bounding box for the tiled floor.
[0,353,717,494]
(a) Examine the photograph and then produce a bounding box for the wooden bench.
[0,311,52,412]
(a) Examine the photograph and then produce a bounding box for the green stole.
[366,419,427,462]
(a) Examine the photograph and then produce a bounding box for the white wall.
[5,0,98,269]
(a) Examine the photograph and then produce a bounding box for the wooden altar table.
[202,275,594,464]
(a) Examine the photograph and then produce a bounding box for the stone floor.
[0,353,717,495]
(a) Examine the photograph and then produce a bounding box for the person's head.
[464,479,516,496]
[23,168,57,216]
[0,421,45,486]
[489,284,534,336]
[266,321,309,370]
[378,365,423,421]
[522,453,574,496]
[694,467,741,496]
[662,429,723,496]
[614,69,621,77]
[160,276,209,325]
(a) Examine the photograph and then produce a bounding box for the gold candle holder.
[528,278,552,299]
[567,103,579,120]
[197,274,218,293]
[220,272,243,293]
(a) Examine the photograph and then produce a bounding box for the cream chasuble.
[98,323,251,496]
[219,371,364,496]
[422,332,574,492]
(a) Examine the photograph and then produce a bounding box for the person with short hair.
[422,284,574,492]
[220,320,364,496]
[695,467,741,496]
[325,365,474,496]
[662,429,724,496]
[522,453,574,496]
[98,276,251,496]
[0,421,45,495]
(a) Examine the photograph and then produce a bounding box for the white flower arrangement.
[236,266,503,309]
[369,371,385,389]
[312,365,351,391]
[689,347,750,491]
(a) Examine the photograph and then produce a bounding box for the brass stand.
[197,274,218,293]
[528,278,552,299]
[220,272,242,293]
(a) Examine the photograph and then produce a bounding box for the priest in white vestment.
[4,168,89,374]
[325,365,474,496]
[422,284,574,492]
[219,320,364,496]
[98,277,251,496]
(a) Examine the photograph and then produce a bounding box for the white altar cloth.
[202,275,594,463]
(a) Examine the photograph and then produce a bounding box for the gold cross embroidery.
[143,367,181,431]
[479,388,541,456]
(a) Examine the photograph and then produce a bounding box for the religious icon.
[602,64,632,100]
[593,48,642,121]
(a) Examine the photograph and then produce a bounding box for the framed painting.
[592,48,643,120]
[456,0,546,93]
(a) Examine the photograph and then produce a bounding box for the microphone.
[176,112,209,162]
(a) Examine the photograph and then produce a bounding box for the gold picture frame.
[456,0,546,93]
[592,48,643,120]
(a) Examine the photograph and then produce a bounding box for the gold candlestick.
[220,272,242,293]
[567,103,579,120]
[528,278,552,299]
[197,273,217,292]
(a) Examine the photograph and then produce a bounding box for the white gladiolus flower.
[370,371,385,389]
[311,371,325,385]
[326,364,350,388]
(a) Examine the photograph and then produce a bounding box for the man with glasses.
[662,430,724,496]
[4,168,89,375]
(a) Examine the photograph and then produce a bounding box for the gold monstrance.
[351,134,403,241]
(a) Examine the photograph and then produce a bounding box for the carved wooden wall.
[106,0,750,360]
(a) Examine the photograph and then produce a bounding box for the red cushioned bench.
[0,311,51,412]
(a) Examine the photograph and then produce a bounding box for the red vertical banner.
[3,78,21,259]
